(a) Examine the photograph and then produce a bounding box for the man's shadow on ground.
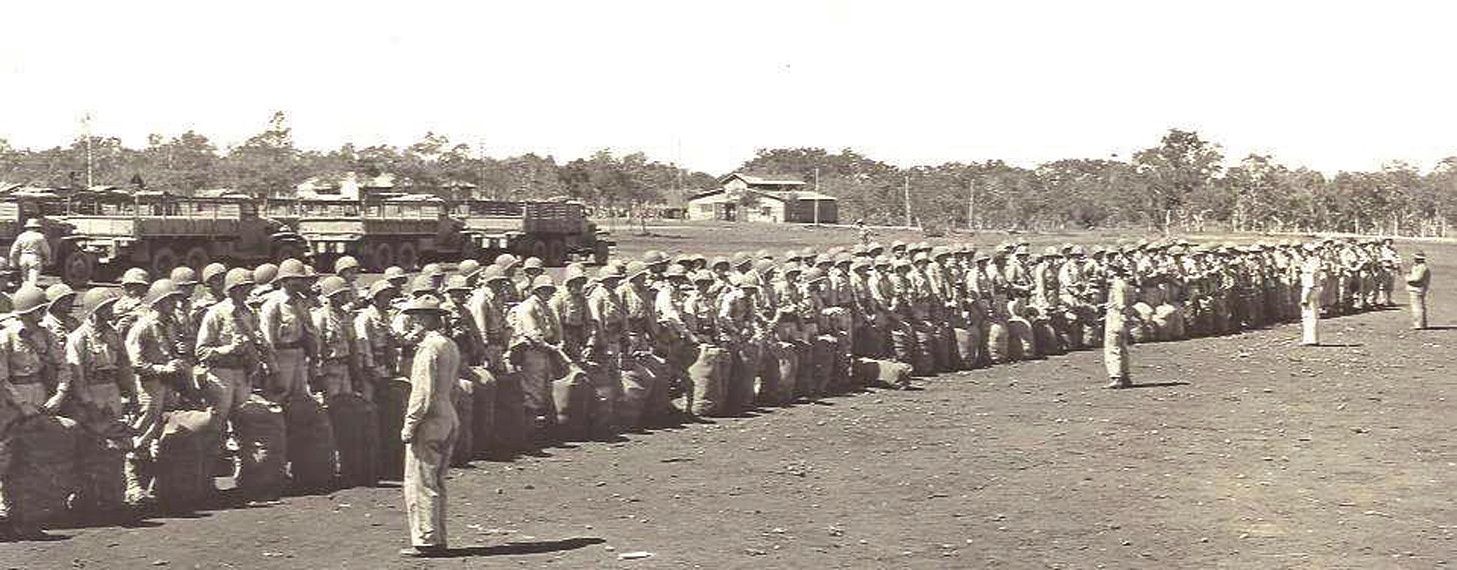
[435,537,606,558]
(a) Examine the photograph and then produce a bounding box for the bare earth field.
[4,221,1453,569]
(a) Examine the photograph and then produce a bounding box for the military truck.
[454,198,613,266]
[288,194,486,272]
[58,190,309,284]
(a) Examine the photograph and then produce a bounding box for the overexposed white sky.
[2,1,1454,174]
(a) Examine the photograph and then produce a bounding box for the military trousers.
[1409,291,1428,329]
[404,421,457,548]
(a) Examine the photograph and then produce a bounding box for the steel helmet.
[625,261,650,281]
[803,267,828,283]
[145,279,185,306]
[121,267,151,286]
[334,255,360,274]
[384,266,407,282]
[494,253,519,270]
[730,252,752,268]
[402,295,448,315]
[409,275,436,295]
[457,259,482,279]
[253,263,278,285]
[481,264,510,283]
[522,257,544,271]
[530,275,557,293]
[44,283,76,304]
[710,256,730,270]
[202,262,228,285]
[443,274,472,293]
[11,285,47,315]
[319,275,351,298]
[691,270,715,284]
[355,280,390,301]
[597,264,625,281]
[421,262,443,277]
[642,250,668,266]
[664,265,689,279]
[23,218,42,229]
[225,268,256,292]
[80,287,121,317]
[170,266,199,286]
[275,258,308,281]
[563,263,588,285]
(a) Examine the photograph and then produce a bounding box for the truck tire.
[150,246,180,278]
[61,251,97,287]
[368,243,395,272]
[184,246,210,271]
[545,239,566,267]
[396,242,419,271]
[593,241,610,266]
[518,238,546,262]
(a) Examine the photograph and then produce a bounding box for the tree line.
[740,130,1456,237]
[3,113,1453,236]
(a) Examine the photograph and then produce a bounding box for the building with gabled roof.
[686,173,837,223]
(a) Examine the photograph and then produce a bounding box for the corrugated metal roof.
[718,173,807,186]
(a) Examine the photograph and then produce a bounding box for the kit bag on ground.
[233,396,288,500]
[285,396,337,492]
[326,393,379,488]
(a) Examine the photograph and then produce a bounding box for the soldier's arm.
[42,331,71,412]
[194,309,228,363]
[125,321,163,375]
[64,332,90,403]
[402,340,438,436]
[352,312,379,375]
[39,238,52,264]
[0,334,23,407]
[258,299,281,346]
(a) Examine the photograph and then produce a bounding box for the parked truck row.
[0,188,614,285]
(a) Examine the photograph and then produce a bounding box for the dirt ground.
[4,222,1452,569]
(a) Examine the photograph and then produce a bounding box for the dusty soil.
[4,223,1452,569]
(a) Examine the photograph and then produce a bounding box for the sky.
[2,1,1455,175]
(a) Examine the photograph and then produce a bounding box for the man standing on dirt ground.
[856,219,870,246]
[8,218,50,286]
[1103,264,1135,389]
[1405,251,1431,330]
[1299,243,1324,345]
[397,295,460,559]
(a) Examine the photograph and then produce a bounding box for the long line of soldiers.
[0,234,1427,549]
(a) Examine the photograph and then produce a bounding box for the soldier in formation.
[0,236,1423,548]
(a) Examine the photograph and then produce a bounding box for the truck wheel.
[184,246,210,271]
[593,241,610,266]
[396,243,419,271]
[518,238,546,262]
[368,243,395,271]
[62,251,97,287]
[545,239,566,267]
[150,246,180,278]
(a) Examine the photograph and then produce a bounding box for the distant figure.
[1299,244,1323,345]
[856,219,870,246]
[1103,264,1135,389]
[9,218,51,286]
[1405,251,1431,330]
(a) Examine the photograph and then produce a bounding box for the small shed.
[686,173,838,224]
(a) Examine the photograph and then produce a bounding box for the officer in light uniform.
[397,295,460,558]
[1406,251,1431,330]
[8,218,51,286]
[1299,244,1324,345]
[1103,265,1135,389]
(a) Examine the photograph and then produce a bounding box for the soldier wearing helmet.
[439,274,486,368]
[8,218,51,286]
[123,278,196,504]
[194,268,273,486]
[64,286,135,518]
[311,276,364,399]
[114,268,152,334]
[258,259,319,402]
[466,265,512,374]
[41,284,79,340]
[195,263,229,326]
[586,265,628,370]
[549,264,595,364]
[354,279,402,399]
[0,284,73,539]
[617,261,657,360]
[510,275,563,440]
[333,256,364,311]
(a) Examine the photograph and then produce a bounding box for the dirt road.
[3,230,1450,569]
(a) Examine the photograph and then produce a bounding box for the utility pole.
[903,175,912,227]
[813,166,820,225]
[966,178,975,230]
[82,112,94,188]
